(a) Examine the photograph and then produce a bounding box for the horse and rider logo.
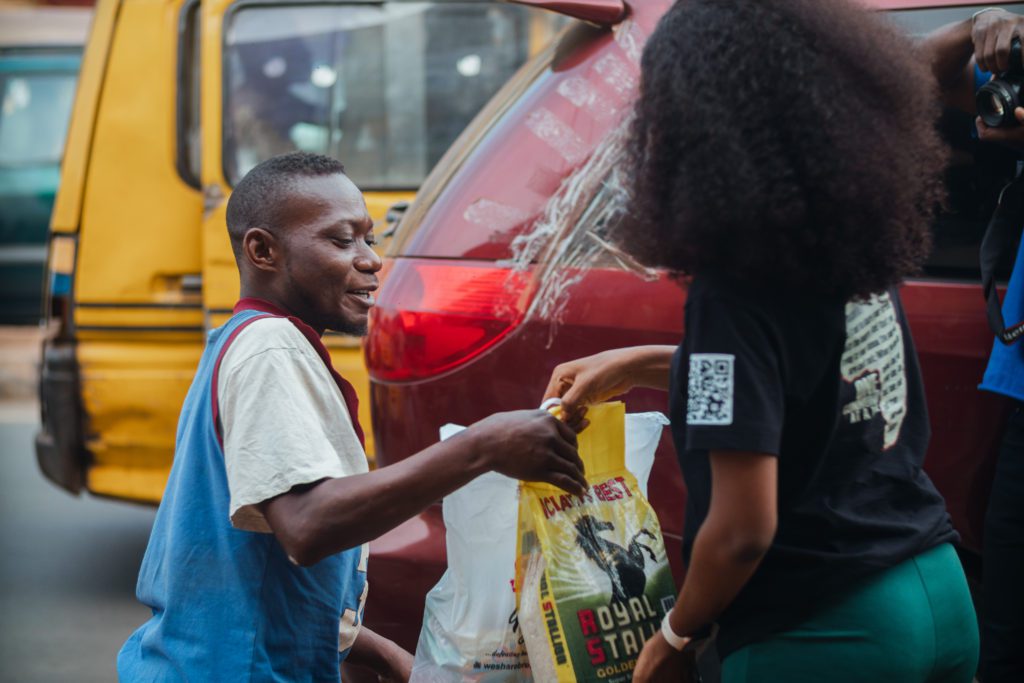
[573,515,658,602]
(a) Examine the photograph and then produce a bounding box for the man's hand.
[632,632,695,683]
[466,410,588,496]
[977,108,1024,150]
[973,8,1024,74]
[344,627,414,683]
[377,646,413,683]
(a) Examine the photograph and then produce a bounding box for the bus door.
[38,0,205,503]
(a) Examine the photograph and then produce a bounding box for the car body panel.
[901,279,1010,553]
[364,0,1017,652]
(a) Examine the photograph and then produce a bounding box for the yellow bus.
[36,0,563,503]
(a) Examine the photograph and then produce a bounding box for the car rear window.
[395,3,1024,282]
[390,18,649,261]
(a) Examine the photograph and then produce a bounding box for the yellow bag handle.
[544,400,626,479]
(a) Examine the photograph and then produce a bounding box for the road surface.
[0,401,154,682]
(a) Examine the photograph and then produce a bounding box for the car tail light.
[367,259,532,382]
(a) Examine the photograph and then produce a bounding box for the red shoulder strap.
[212,302,367,450]
[279,316,366,449]
[210,314,273,449]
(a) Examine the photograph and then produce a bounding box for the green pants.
[722,544,978,683]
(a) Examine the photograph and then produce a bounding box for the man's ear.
[242,228,281,272]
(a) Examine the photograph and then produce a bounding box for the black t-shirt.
[669,272,958,658]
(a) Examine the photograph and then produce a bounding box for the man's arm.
[921,9,1024,114]
[920,17,977,113]
[262,410,587,566]
[344,626,413,683]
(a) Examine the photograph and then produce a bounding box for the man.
[117,152,587,681]
[925,9,1024,682]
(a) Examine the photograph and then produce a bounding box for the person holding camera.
[924,9,1024,682]
[542,1,979,681]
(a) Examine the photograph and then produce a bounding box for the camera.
[977,38,1024,127]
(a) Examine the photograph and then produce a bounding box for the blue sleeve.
[976,64,991,92]
[973,66,991,140]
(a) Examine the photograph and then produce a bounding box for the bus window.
[222,2,564,189]
[0,72,76,166]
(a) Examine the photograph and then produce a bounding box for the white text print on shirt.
[840,292,907,450]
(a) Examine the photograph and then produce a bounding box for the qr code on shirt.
[687,354,734,426]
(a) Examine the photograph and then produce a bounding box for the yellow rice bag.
[516,402,675,683]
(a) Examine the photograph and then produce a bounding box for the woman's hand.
[632,632,694,683]
[542,346,676,424]
[544,349,637,422]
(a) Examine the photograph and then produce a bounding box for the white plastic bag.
[624,412,669,497]
[409,413,669,683]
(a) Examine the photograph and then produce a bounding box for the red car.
[363,0,1017,651]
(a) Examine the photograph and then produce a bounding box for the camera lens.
[976,38,1024,128]
[977,81,1020,127]
[988,93,1005,118]
[987,93,1003,117]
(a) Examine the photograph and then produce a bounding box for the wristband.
[973,7,1002,26]
[660,612,691,652]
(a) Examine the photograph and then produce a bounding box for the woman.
[544,1,979,681]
